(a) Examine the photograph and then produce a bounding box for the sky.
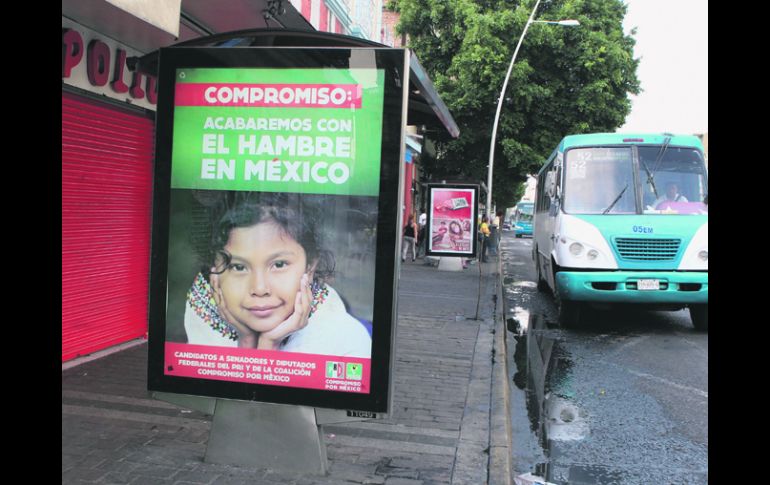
[618,0,708,135]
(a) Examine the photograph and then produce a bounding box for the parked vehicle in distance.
[533,133,708,330]
[513,201,534,237]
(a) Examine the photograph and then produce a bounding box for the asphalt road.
[499,231,708,485]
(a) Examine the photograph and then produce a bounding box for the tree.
[396,0,640,209]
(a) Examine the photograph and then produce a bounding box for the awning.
[62,0,314,53]
[130,29,459,138]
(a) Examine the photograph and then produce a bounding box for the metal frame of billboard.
[424,184,480,258]
[146,47,408,413]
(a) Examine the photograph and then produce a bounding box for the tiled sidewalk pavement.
[62,259,507,485]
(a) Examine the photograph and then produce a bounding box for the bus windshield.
[564,147,636,214]
[563,145,708,215]
[516,203,533,222]
[639,145,708,215]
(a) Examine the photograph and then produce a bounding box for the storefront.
[62,19,159,361]
[402,136,421,222]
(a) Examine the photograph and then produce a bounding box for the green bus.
[513,201,534,237]
[533,133,708,330]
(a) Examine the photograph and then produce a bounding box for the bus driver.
[654,182,688,208]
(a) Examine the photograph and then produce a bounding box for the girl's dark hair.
[203,191,334,284]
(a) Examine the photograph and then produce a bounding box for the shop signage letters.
[62,27,157,104]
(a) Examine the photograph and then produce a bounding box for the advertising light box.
[147,48,405,413]
[425,184,479,258]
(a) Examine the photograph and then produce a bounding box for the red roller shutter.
[62,91,154,362]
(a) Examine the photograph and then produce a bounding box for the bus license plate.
[638,279,660,291]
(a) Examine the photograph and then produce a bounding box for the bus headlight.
[698,250,708,261]
[569,242,584,256]
[556,215,619,269]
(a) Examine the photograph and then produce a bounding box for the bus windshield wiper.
[603,183,628,214]
[650,135,672,175]
[640,157,658,198]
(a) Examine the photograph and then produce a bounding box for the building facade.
[381,7,405,47]
[288,0,383,40]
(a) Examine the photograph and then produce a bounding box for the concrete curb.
[62,337,147,371]
[452,319,493,485]
[489,253,513,485]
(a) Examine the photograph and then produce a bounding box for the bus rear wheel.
[689,304,708,331]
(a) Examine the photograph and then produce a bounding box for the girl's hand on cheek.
[210,273,258,348]
[257,273,313,350]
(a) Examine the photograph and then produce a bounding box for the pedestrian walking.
[478,216,491,263]
[416,209,427,258]
[402,213,418,262]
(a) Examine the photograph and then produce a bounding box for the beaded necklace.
[187,273,238,341]
[309,280,330,317]
[187,273,329,342]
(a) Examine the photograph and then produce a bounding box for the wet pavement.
[499,231,708,485]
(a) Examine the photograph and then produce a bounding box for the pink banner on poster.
[164,342,371,394]
[174,83,363,108]
[430,188,475,254]
[431,190,473,219]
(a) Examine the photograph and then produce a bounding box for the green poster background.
[171,68,385,196]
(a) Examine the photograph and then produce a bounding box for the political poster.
[147,48,405,413]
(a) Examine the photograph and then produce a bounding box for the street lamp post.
[485,0,579,219]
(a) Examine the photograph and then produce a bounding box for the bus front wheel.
[689,304,708,331]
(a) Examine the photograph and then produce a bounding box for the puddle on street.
[551,464,626,485]
[511,313,611,484]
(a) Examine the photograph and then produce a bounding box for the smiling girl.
[183,193,371,358]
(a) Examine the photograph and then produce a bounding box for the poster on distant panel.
[426,184,479,258]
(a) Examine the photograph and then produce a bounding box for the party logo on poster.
[346,363,363,380]
[326,361,345,378]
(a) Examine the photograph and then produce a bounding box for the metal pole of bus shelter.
[485,0,579,219]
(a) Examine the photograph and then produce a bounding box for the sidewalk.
[62,256,511,485]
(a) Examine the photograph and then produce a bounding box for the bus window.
[639,146,708,215]
[563,147,636,215]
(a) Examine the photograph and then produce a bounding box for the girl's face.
[214,222,311,333]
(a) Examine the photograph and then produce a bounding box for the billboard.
[425,184,479,258]
[147,48,406,413]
